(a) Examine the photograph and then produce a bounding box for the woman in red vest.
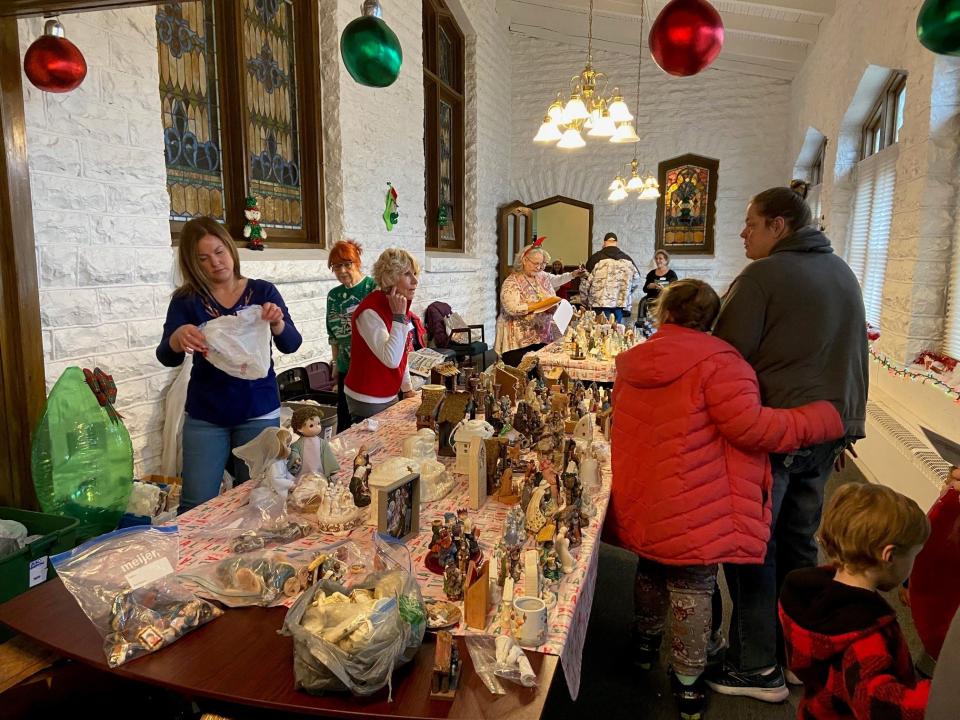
[344,248,424,421]
[606,279,844,718]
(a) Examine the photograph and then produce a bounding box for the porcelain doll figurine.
[234,427,298,519]
[349,446,372,507]
[288,407,340,480]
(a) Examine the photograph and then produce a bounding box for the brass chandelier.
[608,0,659,201]
[533,0,639,149]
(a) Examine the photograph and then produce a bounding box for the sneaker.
[784,668,802,685]
[669,668,708,720]
[705,663,789,703]
[632,630,662,670]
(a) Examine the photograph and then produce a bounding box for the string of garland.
[869,347,960,402]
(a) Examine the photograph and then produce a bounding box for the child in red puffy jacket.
[607,279,844,719]
[779,483,931,720]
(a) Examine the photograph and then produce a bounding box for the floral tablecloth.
[532,341,620,383]
[175,396,611,700]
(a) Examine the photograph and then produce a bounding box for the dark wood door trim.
[0,18,45,508]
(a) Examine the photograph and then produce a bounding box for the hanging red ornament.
[649,0,724,77]
[23,18,87,94]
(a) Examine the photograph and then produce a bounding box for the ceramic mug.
[513,595,548,648]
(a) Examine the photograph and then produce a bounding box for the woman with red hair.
[326,239,375,431]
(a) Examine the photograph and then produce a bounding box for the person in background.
[779,483,931,720]
[157,216,302,512]
[608,279,844,720]
[582,232,641,323]
[709,186,868,701]
[550,259,565,274]
[326,239,376,433]
[494,240,585,367]
[643,250,678,306]
[344,248,422,422]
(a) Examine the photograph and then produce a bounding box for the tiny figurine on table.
[233,427,298,520]
[540,542,562,584]
[525,483,559,543]
[512,400,543,443]
[288,407,340,480]
[437,392,474,459]
[316,478,366,534]
[555,525,574,574]
[349,446,372,507]
[443,560,464,601]
[427,510,482,575]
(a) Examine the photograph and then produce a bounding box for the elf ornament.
[243,196,267,251]
[383,183,399,231]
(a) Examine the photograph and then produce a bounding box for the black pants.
[336,374,353,435]
[500,343,545,368]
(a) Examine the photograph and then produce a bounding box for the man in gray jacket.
[707,186,869,701]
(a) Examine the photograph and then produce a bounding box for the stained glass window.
[156,0,323,245]
[157,1,225,222]
[664,165,709,247]
[423,0,464,251]
[243,0,302,229]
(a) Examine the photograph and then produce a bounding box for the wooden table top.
[0,578,555,719]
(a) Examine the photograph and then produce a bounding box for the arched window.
[423,0,465,251]
[156,0,325,246]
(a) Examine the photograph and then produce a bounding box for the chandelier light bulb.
[557,128,586,149]
[608,177,622,191]
[561,91,590,124]
[609,185,628,202]
[639,185,661,200]
[608,89,633,123]
[626,173,644,191]
[588,111,617,137]
[533,117,562,143]
[547,94,564,123]
[610,121,640,143]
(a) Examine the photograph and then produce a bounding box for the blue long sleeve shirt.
[156,278,302,427]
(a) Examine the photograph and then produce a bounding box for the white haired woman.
[343,248,425,421]
[495,240,585,367]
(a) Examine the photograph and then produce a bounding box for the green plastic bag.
[31,367,133,538]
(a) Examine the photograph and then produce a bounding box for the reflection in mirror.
[530,197,593,268]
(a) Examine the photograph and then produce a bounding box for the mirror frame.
[528,195,594,268]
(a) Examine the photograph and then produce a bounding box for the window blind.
[945,210,960,358]
[844,146,898,327]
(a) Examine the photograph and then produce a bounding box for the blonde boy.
[779,483,931,720]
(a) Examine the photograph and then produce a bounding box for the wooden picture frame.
[375,472,421,542]
[655,153,719,256]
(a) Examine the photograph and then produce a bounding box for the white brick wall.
[510,33,791,292]
[20,1,512,475]
[786,0,960,363]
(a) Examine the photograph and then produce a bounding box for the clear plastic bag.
[50,526,221,667]
[281,533,426,698]
[464,635,538,693]
[200,305,272,380]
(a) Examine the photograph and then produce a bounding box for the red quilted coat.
[607,324,844,566]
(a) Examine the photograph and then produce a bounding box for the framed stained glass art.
[655,154,719,255]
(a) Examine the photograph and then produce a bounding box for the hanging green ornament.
[917,0,960,56]
[437,204,449,227]
[340,0,403,88]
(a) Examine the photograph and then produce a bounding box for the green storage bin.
[0,507,80,606]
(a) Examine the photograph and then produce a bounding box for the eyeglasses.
[523,257,546,269]
[331,261,354,271]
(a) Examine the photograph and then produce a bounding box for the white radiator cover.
[855,400,952,512]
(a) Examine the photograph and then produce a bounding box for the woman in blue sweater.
[157,217,302,511]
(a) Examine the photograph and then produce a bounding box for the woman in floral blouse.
[495,241,584,366]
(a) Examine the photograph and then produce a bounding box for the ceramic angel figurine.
[288,407,340,480]
[233,427,297,520]
[349,446,372,507]
[555,526,574,574]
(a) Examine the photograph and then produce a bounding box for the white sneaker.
[784,668,802,685]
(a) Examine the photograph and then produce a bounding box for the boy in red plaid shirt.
[779,483,931,720]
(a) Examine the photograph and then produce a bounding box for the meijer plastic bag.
[201,305,272,380]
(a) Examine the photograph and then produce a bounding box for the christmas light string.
[869,346,960,403]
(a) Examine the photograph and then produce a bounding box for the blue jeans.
[180,414,280,512]
[594,307,623,324]
[724,438,846,671]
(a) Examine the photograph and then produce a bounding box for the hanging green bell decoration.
[340,0,403,88]
[917,0,960,56]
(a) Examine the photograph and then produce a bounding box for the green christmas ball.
[917,0,960,56]
[340,16,403,88]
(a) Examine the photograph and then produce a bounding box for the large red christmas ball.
[649,0,724,77]
[24,33,87,93]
